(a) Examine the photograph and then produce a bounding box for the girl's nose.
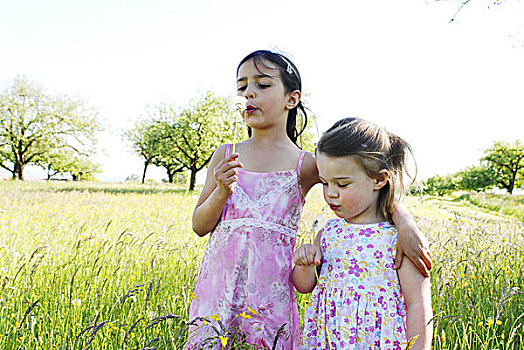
[326,186,338,198]
[244,84,255,99]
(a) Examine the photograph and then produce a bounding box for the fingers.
[395,249,432,278]
[293,245,317,266]
[412,257,430,278]
[214,153,242,175]
[313,247,322,265]
[421,249,433,271]
[214,153,243,192]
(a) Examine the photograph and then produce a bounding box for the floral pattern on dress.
[301,219,407,350]
[186,146,306,350]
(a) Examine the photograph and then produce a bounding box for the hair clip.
[286,63,294,75]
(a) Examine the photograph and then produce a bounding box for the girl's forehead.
[238,58,279,76]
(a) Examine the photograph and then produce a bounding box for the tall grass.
[0,181,522,349]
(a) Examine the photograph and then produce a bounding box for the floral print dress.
[186,145,306,349]
[301,219,407,350]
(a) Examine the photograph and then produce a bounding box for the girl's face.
[317,152,386,224]
[236,59,296,131]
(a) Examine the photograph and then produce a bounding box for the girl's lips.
[246,105,256,114]
[329,204,340,211]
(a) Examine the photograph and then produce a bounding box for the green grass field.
[0,181,522,349]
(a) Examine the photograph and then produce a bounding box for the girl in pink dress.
[293,118,433,349]
[185,51,432,349]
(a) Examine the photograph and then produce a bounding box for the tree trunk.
[189,167,197,191]
[14,163,24,180]
[142,160,150,184]
[167,170,174,184]
[508,170,516,194]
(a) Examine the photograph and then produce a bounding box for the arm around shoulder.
[392,202,432,277]
[299,151,320,197]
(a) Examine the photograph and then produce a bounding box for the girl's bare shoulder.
[209,143,228,162]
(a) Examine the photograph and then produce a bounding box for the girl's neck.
[249,128,295,148]
[343,212,388,225]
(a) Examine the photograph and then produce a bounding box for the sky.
[1,0,523,183]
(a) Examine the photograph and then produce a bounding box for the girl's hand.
[293,244,322,267]
[213,153,242,196]
[395,224,432,278]
[392,203,432,277]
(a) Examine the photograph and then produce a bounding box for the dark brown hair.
[316,117,416,223]
[237,50,308,146]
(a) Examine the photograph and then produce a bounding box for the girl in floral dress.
[293,118,433,350]
[186,51,431,349]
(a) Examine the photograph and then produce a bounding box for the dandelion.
[209,314,220,321]
[247,307,258,316]
[219,335,228,348]
[230,96,246,154]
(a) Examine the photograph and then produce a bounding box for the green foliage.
[0,76,101,180]
[125,119,166,183]
[39,148,101,181]
[421,174,458,196]
[453,192,524,220]
[296,113,319,153]
[136,92,247,190]
[456,164,497,192]
[482,140,524,194]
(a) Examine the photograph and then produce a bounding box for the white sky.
[1,0,523,182]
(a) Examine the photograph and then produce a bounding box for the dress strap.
[225,143,231,157]
[296,151,306,173]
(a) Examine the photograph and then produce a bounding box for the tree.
[0,76,100,180]
[39,149,101,181]
[150,119,186,184]
[456,164,496,192]
[422,174,457,196]
[125,120,163,184]
[157,92,246,190]
[433,0,513,23]
[66,156,101,181]
[482,140,524,194]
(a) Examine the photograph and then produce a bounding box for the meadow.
[0,181,522,349]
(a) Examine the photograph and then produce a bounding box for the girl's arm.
[392,203,432,277]
[299,152,320,197]
[397,255,433,350]
[192,145,243,236]
[292,232,322,293]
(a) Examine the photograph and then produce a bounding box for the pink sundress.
[186,144,306,349]
[301,219,407,350]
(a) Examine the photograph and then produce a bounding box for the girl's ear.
[285,90,301,110]
[374,169,390,190]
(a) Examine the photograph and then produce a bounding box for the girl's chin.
[333,211,345,219]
